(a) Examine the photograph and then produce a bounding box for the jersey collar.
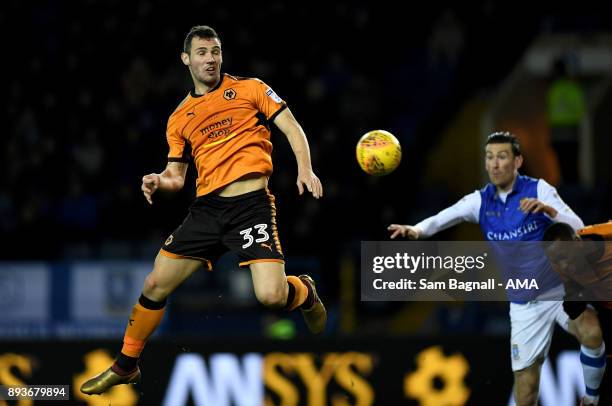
[494,174,523,199]
[190,73,225,98]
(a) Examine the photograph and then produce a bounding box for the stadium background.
[1,1,611,405]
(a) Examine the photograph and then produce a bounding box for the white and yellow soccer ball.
[355,130,402,176]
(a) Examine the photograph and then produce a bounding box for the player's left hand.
[519,198,557,217]
[296,170,323,199]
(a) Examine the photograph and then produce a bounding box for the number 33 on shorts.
[236,222,283,266]
[240,224,270,248]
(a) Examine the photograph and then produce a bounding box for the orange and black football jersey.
[579,221,612,240]
[166,73,287,196]
[579,221,612,308]
[579,221,612,275]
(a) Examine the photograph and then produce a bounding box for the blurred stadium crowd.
[2,1,611,336]
[0,1,519,259]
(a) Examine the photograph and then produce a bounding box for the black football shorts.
[160,188,284,269]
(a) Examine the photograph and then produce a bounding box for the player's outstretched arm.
[387,224,420,240]
[141,161,188,204]
[387,191,481,240]
[273,108,322,199]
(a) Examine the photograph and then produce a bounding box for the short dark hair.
[543,222,576,241]
[485,131,521,156]
[183,25,220,54]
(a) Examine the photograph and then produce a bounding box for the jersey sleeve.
[166,116,190,163]
[415,191,481,238]
[250,79,287,121]
[537,179,584,230]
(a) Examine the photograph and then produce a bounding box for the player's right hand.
[142,173,160,205]
[387,224,419,240]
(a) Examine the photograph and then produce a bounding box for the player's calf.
[297,275,327,334]
[80,294,165,395]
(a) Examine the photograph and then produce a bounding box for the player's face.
[544,239,582,274]
[485,143,522,190]
[545,241,574,272]
[183,36,223,86]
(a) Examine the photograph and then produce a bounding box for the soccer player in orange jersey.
[543,222,612,406]
[81,25,326,395]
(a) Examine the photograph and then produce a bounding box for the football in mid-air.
[356,130,402,176]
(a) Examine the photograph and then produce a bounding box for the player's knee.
[579,312,603,347]
[143,274,157,293]
[256,287,286,309]
[143,274,169,299]
[515,384,539,406]
[514,366,540,406]
[515,391,538,406]
[580,328,603,348]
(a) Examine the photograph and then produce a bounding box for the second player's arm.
[388,192,481,239]
[141,162,189,204]
[273,108,322,198]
